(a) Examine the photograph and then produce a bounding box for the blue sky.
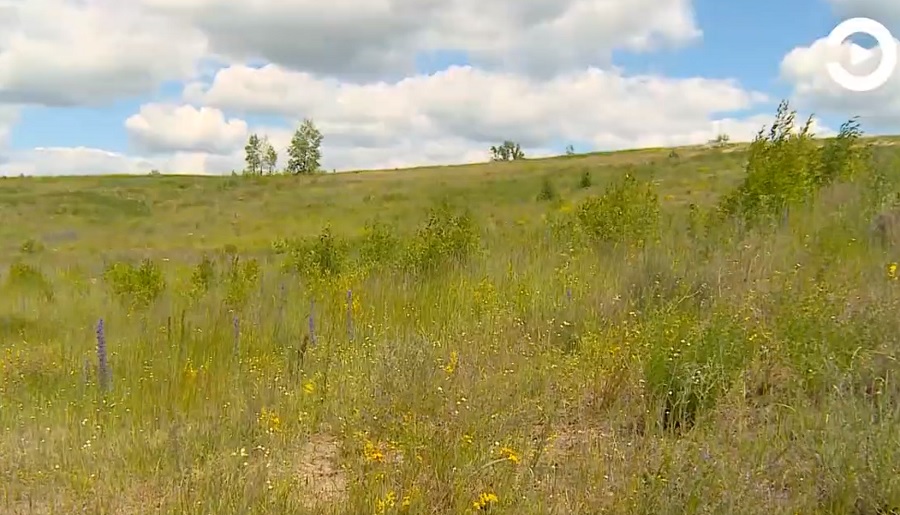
[0,0,894,173]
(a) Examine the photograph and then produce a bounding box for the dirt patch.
[294,434,347,509]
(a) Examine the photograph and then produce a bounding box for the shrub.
[578,170,592,189]
[278,226,349,279]
[718,100,871,228]
[575,172,660,246]
[188,255,216,300]
[103,258,166,309]
[20,238,43,254]
[224,255,260,308]
[537,176,558,201]
[403,204,480,273]
[6,261,54,301]
[359,219,399,270]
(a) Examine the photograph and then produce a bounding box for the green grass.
[3,125,900,514]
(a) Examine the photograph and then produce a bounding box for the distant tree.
[565,144,575,156]
[286,119,323,174]
[710,133,731,147]
[490,140,525,162]
[261,136,278,174]
[244,134,262,175]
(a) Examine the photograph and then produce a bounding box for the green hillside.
[3,108,900,514]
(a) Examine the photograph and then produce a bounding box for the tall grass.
[2,103,900,514]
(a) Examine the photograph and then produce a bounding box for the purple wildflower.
[346,289,354,341]
[309,299,317,346]
[96,318,109,391]
[232,314,240,356]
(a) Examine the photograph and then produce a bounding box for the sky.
[1,0,900,175]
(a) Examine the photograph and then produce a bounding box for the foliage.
[286,118,323,174]
[243,133,262,175]
[224,255,260,309]
[575,171,660,246]
[103,258,166,309]
[5,261,54,301]
[578,169,592,189]
[188,254,216,300]
[261,136,278,175]
[358,219,400,270]
[717,100,871,227]
[490,140,524,161]
[403,204,480,273]
[537,176,558,201]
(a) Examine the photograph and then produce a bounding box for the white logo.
[826,17,897,92]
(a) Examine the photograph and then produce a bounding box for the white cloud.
[0,147,152,176]
[828,0,900,30]
[780,35,900,128]
[0,106,17,148]
[0,0,207,106]
[142,0,700,79]
[0,146,245,176]
[184,63,768,170]
[125,103,248,154]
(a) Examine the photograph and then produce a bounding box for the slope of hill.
[2,123,900,513]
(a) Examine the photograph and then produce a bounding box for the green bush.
[718,100,871,227]
[403,204,480,273]
[575,172,660,246]
[103,258,165,309]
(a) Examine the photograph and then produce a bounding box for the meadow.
[2,102,900,514]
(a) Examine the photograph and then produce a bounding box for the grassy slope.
[2,135,900,514]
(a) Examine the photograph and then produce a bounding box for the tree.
[710,133,731,148]
[286,119,323,174]
[565,144,575,156]
[489,140,524,162]
[244,134,262,175]
[261,136,278,174]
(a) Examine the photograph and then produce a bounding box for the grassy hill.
[3,111,900,513]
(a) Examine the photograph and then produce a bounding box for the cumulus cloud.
[0,0,207,106]
[780,35,900,128]
[1,0,827,176]
[141,0,700,80]
[182,63,768,169]
[775,0,900,132]
[125,103,249,154]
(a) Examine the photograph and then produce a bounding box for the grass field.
[3,105,900,514]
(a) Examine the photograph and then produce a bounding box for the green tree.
[261,136,278,174]
[243,133,262,175]
[490,140,525,162]
[286,119,323,174]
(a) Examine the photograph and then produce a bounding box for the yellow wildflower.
[183,360,198,381]
[364,440,385,463]
[375,490,396,514]
[444,351,459,374]
[473,491,498,510]
[257,407,281,434]
[302,381,315,394]
[499,446,520,464]
[462,433,474,445]
[888,262,898,280]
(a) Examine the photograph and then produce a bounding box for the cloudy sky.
[0,0,897,175]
